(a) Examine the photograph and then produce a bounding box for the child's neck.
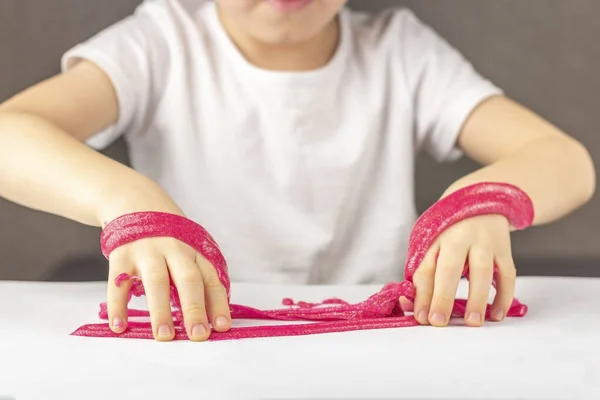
[218,12,340,72]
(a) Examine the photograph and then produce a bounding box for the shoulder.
[344,6,479,90]
[78,0,212,48]
[113,0,201,41]
[62,0,216,81]
[346,6,436,50]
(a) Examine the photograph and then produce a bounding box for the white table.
[1,277,599,400]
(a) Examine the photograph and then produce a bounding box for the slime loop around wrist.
[71,182,534,341]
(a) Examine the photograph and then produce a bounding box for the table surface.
[1,276,599,400]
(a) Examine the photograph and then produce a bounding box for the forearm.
[442,136,596,227]
[0,111,182,227]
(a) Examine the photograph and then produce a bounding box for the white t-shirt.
[62,0,501,285]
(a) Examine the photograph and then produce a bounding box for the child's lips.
[266,0,313,13]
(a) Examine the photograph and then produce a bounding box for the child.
[0,0,595,342]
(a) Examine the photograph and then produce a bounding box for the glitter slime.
[71,182,534,341]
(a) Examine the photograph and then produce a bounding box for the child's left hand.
[408,214,517,327]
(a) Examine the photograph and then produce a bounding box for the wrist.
[94,177,184,228]
[438,181,533,232]
[440,178,477,199]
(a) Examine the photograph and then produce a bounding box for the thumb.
[399,296,414,312]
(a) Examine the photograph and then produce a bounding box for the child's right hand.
[99,193,233,342]
[106,231,232,342]
[0,60,231,342]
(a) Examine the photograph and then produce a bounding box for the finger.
[197,254,231,332]
[106,252,133,333]
[491,253,517,321]
[399,297,413,312]
[412,244,439,325]
[139,257,175,341]
[167,254,210,341]
[429,242,469,327]
[464,246,494,327]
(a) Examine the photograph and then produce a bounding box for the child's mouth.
[266,0,313,13]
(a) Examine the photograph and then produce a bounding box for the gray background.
[0,0,598,281]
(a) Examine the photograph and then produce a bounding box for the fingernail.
[112,317,123,329]
[467,312,481,325]
[158,324,172,337]
[417,309,429,324]
[430,312,446,325]
[215,316,229,328]
[493,309,505,321]
[192,324,207,338]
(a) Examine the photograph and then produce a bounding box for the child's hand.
[106,236,232,341]
[411,214,515,327]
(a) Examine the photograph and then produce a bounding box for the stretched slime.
[71,182,534,341]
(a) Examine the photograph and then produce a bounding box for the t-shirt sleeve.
[61,7,165,150]
[397,10,503,162]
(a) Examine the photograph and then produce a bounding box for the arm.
[411,95,595,328]
[443,95,596,226]
[0,60,182,227]
[397,10,596,328]
[0,60,231,340]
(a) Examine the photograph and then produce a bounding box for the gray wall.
[0,0,598,281]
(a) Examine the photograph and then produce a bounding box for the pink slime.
[71,182,534,341]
